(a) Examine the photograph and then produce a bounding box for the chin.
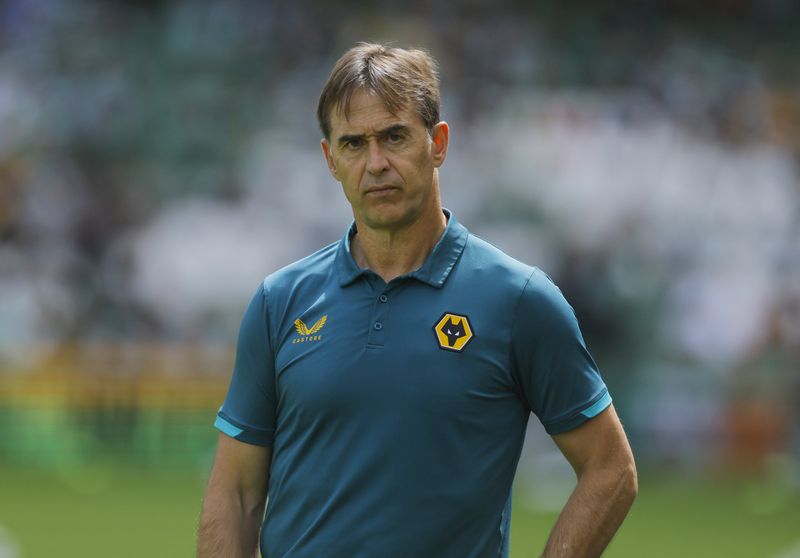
[361,205,415,230]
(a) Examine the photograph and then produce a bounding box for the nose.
[365,139,389,175]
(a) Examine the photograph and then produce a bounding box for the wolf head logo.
[442,317,466,347]
[433,312,474,352]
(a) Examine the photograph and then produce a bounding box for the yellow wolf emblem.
[294,315,327,336]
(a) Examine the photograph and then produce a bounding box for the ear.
[430,121,449,168]
[321,138,339,180]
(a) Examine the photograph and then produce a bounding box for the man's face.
[321,89,448,231]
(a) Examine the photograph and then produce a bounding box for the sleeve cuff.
[541,390,612,435]
[214,412,274,447]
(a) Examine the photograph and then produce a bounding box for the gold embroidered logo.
[292,315,327,344]
[433,312,474,352]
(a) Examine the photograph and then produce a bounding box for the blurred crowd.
[1,0,798,471]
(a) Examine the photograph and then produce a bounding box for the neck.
[351,201,447,284]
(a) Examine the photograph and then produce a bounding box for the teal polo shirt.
[215,209,610,558]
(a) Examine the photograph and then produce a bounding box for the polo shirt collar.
[335,208,468,288]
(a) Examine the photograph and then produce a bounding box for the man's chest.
[271,279,522,425]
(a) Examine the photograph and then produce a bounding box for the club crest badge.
[433,312,474,352]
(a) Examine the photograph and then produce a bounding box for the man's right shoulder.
[260,240,340,299]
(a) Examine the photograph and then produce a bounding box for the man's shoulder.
[461,232,565,301]
[261,240,340,296]
[462,233,580,340]
[462,232,537,281]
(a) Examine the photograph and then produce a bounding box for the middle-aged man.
[197,43,637,558]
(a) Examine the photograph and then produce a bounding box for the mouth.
[364,185,399,196]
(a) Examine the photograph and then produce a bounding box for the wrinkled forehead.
[330,89,420,134]
[340,90,399,120]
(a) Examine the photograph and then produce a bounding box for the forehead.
[330,89,422,136]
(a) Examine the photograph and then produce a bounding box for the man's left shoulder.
[461,232,537,283]
[463,233,569,299]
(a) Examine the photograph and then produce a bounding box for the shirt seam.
[507,268,538,410]
[260,280,277,403]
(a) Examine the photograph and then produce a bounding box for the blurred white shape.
[433,138,484,219]
[632,361,725,468]
[490,95,796,260]
[773,538,800,558]
[0,524,20,558]
[515,448,574,513]
[666,263,773,365]
[0,68,41,154]
[125,197,303,334]
[0,273,39,344]
[18,156,89,241]
[515,418,575,512]
[239,131,351,231]
[470,222,557,273]
[0,246,69,367]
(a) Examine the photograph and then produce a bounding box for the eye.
[388,133,403,143]
[344,138,363,149]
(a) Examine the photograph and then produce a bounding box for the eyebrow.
[336,123,410,147]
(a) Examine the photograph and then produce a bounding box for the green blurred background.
[1,1,799,556]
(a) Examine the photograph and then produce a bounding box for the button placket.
[366,291,390,347]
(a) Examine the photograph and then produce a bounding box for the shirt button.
[374,322,383,330]
[379,294,388,303]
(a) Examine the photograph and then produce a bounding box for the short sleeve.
[510,268,611,435]
[214,282,276,446]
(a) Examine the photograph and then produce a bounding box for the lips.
[364,185,399,195]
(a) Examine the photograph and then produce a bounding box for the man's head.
[318,44,449,233]
[316,43,441,142]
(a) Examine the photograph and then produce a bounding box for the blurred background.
[1,0,799,556]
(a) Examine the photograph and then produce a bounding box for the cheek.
[335,155,363,182]
[336,167,362,197]
[408,150,435,179]
[341,168,360,189]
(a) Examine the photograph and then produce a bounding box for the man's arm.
[541,404,637,558]
[197,433,272,558]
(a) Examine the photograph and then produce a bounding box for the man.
[197,43,637,558]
